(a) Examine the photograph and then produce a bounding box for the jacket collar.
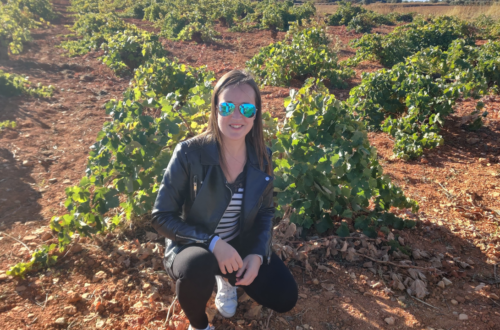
[199,135,267,168]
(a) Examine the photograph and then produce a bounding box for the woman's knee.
[263,253,299,313]
[175,247,218,281]
[273,281,298,313]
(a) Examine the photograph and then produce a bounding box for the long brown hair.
[202,69,271,175]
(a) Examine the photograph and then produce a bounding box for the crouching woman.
[152,70,298,330]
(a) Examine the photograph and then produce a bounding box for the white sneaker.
[188,325,214,330]
[215,275,238,318]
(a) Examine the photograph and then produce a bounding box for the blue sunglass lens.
[219,102,235,116]
[240,104,256,118]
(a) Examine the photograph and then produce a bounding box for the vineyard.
[1,0,500,329]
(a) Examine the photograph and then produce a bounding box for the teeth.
[230,125,242,128]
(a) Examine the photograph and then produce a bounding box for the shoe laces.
[217,277,237,299]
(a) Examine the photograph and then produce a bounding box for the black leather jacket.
[151,136,274,269]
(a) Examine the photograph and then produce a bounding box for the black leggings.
[165,242,298,329]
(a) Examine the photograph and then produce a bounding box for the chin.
[222,129,251,141]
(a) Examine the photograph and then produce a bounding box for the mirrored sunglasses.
[218,102,256,118]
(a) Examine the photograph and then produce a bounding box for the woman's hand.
[235,255,261,286]
[212,239,243,274]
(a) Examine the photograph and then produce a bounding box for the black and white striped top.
[214,187,243,242]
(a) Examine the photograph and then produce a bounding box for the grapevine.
[347,39,495,159]
[128,0,316,40]
[59,12,166,74]
[348,16,477,68]
[246,22,354,88]
[99,27,167,74]
[327,1,413,33]
[1,0,38,56]
[59,12,128,57]
[5,244,58,278]
[67,0,128,14]
[474,14,500,40]
[0,120,17,131]
[273,79,418,235]
[253,0,316,32]
[6,60,214,278]
[19,0,57,21]
[0,70,54,97]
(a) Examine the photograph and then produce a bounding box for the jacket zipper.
[176,234,206,244]
[193,175,198,198]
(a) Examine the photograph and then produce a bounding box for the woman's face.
[217,83,256,143]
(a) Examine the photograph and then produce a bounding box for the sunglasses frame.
[218,102,257,118]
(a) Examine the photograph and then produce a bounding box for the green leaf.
[336,222,350,237]
[341,209,353,219]
[315,215,333,233]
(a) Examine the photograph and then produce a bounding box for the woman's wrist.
[208,235,220,252]
[249,254,263,265]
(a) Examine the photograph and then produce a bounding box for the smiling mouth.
[229,124,243,129]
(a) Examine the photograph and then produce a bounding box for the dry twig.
[1,232,32,254]
[411,296,440,310]
[290,235,383,244]
[62,237,81,259]
[437,182,454,200]
[355,252,438,272]
[265,310,273,329]
[34,293,48,309]
[67,320,76,330]
[296,307,311,326]
[163,295,178,326]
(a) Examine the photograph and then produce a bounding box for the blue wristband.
[208,235,220,252]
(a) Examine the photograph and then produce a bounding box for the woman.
[152,70,298,330]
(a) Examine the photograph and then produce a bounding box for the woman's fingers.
[235,269,256,286]
[213,240,244,274]
[230,259,240,273]
[220,260,236,274]
[235,255,261,286]
[236,254,244,269]
[225,262,234,273]
[228,252,243,273]
[220,256,243,274]
[219,262,227,275]
[213,240,246,274]
[219,258,242,274]
[236,259,248,278]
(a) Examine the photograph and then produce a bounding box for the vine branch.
[175,109,194,136]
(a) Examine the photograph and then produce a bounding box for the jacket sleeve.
[246,151,275,263]
[151,143,214,246]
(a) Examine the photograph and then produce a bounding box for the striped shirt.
[214,187,243,242]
